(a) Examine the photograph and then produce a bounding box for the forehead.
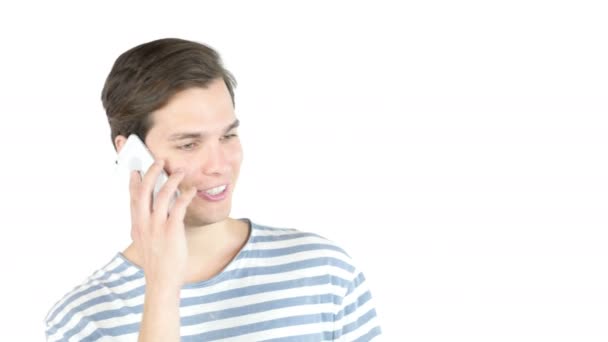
[149,80,235,134]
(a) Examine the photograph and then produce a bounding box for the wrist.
[144,282,182,302]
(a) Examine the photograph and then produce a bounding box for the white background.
[1,1,606,341]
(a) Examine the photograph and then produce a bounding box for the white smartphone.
[115,134,179,210]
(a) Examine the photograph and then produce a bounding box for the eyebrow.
[168,119,240,141]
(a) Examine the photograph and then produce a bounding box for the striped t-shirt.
[45,219,382,341]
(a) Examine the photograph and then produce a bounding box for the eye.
[178,142,197,150]
[222,133,238,141]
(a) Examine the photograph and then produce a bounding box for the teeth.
[205,185,226,195]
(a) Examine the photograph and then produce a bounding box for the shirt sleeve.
[333,267,382,341]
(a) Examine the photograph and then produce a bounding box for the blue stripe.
[102,271,144,288]
[250,232,323,243]
[46,222,378,341]
[60,315,95,340]
[344,271,366,297]
[79,327,106,342]
[181,313,335,341]
[78,323,382,342]
[48,256,355,335]
[46,260,138,323]
[81,295,340,340]
[46,268,107,324]
[260,331,334,341]
[260,324,382,342]
[344,291,372,317]
[184,256,356,289]
[48,222,261,324]
[46,285,146,336]
[48,256,353,333]
[254,225,297,232]
[182,294,339,326]
[353,325,382,342]
[181,274,348,306]
[48,227,343,324]
[341,308,378,336]
[240,243,347,258]
[334,274,372,322]
[48,272,352,336]
[74,320,139,341]
[88,304,143,322]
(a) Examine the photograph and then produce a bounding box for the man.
[45,38,381,341]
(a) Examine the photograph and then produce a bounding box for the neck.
[183,218,249,260]
[122,217,251,283]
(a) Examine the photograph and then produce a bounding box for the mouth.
[197,184,229,201]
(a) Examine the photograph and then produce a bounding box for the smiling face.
[117,78,243,227]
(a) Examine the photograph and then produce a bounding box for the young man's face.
[140,78,242,227]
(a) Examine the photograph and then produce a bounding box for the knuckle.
[154,189,168,202]
[175,197,189,208]
[136,187,149,199]
[131,223,140,233]
[169,200,185,214]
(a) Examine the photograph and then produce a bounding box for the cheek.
[177,168,200,190]
[166,143,242,178]
[163,158,199,186]
[164,158,190,175]
[228,142,243,167]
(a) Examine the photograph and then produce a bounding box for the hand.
[129,160,197,290]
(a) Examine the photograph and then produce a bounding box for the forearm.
[138,285,181,342]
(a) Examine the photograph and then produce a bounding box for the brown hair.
[101,38,236,149]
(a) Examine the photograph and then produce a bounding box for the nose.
[199,141,229,175]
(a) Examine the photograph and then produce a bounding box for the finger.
[130,222,142,243]
[129,170,143,229]
[138,159,166,214]
[129,170,142,199]
[151,169,185,221]
[167,187,197,227]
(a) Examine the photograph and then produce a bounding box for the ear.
[114,135,128,153]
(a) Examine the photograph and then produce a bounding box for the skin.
[113,78,250,341]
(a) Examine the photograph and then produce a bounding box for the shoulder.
[249,221,353,258]
[44,254,143,340]
[247,221,360,284]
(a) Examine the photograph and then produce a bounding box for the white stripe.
[221,320,335,341]
[181,300,335,337]
[68,268,346,330]
[185,267,349,308]
[92,281,339,331]
[99,333,139,342]
[251,235,341,249]
[50,254,350,334]
[181,283,341,317]
[46,256,124,323]
[50,264,350,338]
[48,314,94,342]
[336,276,371,315]
[46,224,378,341]
[340,314,381,341]
[47,267,141,329]
[253,227,298,236]
[240,248,354,269]
[340,297,374,327]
